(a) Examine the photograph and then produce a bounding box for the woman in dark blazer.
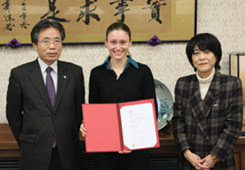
[172,33,243,170]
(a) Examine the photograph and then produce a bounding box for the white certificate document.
[120,102,157,150]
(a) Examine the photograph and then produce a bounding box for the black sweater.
[89,62,156,105]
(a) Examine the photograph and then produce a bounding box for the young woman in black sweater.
[80,22,156,170]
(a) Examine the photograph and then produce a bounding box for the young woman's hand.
[80,123,87,137]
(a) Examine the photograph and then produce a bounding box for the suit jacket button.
[50,134,53,137]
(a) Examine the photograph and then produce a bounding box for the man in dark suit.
[6,19,85,170]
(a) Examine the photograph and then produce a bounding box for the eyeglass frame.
[38,39,62,46]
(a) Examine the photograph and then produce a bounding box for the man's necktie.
[46,67,56,108]
[46,66,56,147]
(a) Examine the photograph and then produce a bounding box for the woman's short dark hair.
[186,33,222,71]
[106,22,131,40]
[31,19,65,44]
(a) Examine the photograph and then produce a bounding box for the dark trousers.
[48,147,65,170]
[94,150,149,170]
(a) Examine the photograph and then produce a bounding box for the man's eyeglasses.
[39,39,62,46]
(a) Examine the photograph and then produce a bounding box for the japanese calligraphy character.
[19,0,30,29]
[1,0,10,11]
[109,0,133,22]
[41,0,69,22]
[143,0,167,24]
[76,0,100,25]
[4,22,15,31]
[2,0,16,31]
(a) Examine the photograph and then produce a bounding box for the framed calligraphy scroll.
[0,0,196,45]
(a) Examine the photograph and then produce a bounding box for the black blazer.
[172,71,243,170]
[6,59,85,170]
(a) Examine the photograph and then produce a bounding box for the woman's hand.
[80,123,87,137]
[200,154,215,169]
[118,150,132,154]
[184,149,209,170]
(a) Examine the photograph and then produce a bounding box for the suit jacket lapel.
[203,71,221,117]
[28,60,53,110]
[54,61,70,112]
[190,76,209,138]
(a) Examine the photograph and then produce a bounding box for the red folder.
[82,98,160,152]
